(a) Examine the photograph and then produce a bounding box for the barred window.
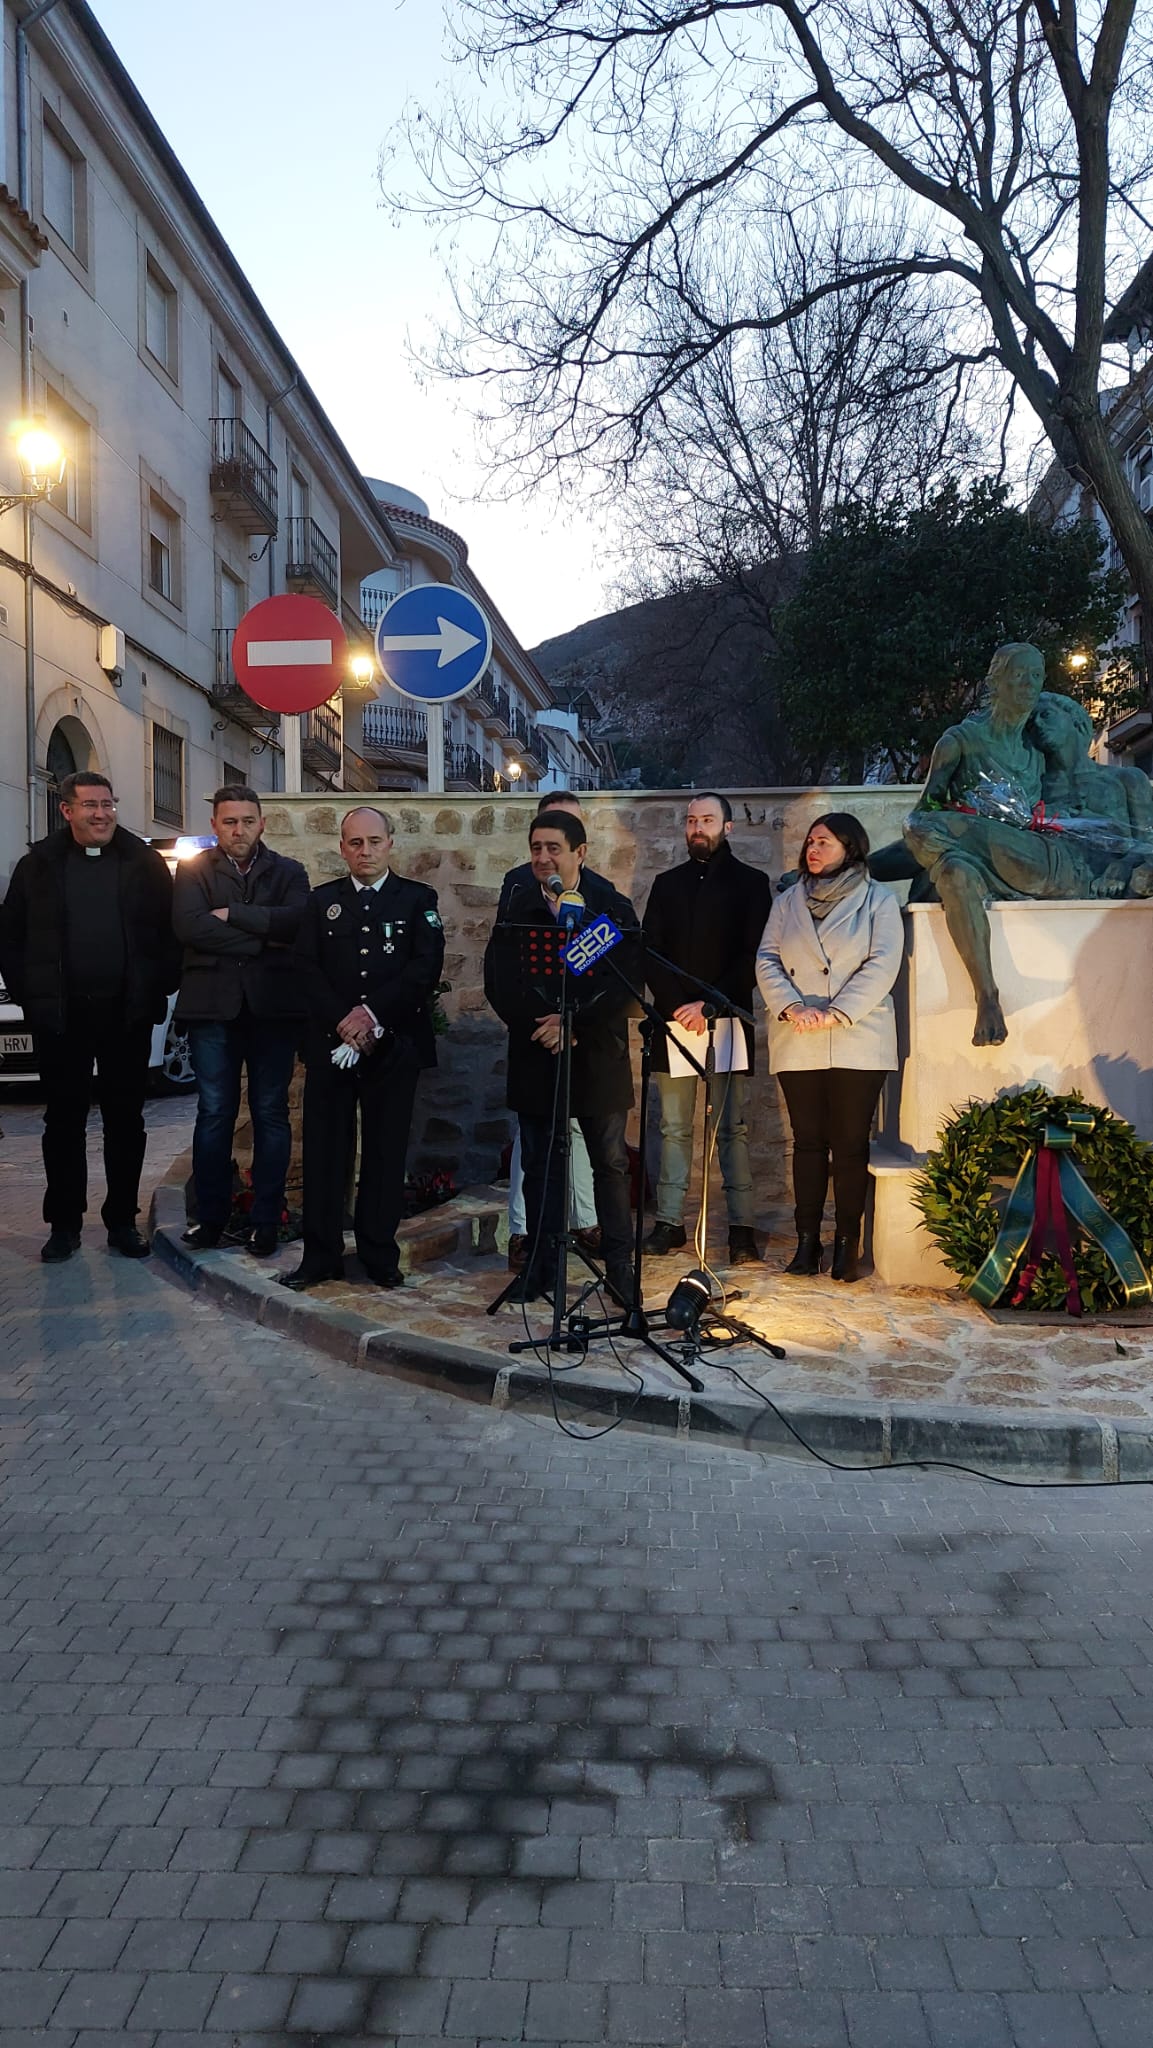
[152,724,184,829]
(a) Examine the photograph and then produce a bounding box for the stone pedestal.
[870,899,1153,1289]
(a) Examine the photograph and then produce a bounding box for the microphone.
[557,888,585,931]
[544,874,565,898]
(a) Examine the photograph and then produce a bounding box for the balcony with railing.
[445,741,484,791]
[471,670,498,718]
[285,516,339,608]
[209,419,278,536]
[361,701,428,763]
[302,699,342,775]
[360,585,391,630]
[341,599,375,653]
[211,626,276,732]
[526,725,551,771]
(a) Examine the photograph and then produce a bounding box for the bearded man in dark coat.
[642,791,772,1265]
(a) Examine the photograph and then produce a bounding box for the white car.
[0,832,214,1094]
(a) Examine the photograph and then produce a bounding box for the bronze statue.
[903,646,1153,1045]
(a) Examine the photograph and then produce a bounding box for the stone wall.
[261,787,918,1215]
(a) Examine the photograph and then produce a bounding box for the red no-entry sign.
[231,594,348,715]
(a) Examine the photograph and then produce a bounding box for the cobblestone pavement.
[5,1103,1153,2044]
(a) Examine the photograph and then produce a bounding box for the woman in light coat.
[756,813,902,1282]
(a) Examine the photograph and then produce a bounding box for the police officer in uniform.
[281,806,445,1291]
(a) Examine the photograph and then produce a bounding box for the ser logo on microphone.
[564,915,623,975]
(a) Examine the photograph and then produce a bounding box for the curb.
[149,1183,1153,1483]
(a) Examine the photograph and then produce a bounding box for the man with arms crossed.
[173,786,310,1254]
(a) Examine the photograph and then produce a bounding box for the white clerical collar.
[353,870,390,892]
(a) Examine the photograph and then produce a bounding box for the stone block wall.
[261,787,917,1216]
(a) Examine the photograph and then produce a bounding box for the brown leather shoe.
[507,1232,528,1271]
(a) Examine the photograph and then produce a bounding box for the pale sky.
[87,0,613,649]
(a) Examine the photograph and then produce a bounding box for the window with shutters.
[152,725,184,829]
[42,112,86,260]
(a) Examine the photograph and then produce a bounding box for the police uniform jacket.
[484,869,639,1119]
[643,842,773,1072]
[293,870,445,1068]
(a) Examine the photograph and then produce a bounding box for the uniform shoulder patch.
[424,909,443,928]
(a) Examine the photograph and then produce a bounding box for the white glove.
[331,1041,360,1069]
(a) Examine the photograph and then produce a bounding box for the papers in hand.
[666,1015,749,1079]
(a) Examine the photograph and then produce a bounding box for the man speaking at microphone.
[484,808,638,1306]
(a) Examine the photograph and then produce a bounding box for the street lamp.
[349,654,376,689]
[1067,650,1091,672]
[507,759,523,783]
[1,421,66,515]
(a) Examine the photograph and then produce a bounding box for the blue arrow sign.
[374,582,493,704]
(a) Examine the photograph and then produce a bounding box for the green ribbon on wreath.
[967,1107,1153,1316]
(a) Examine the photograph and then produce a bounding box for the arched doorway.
[45,716,96,834]
[46,725,76,834]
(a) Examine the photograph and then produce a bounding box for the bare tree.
[399,0,1153,669]
[615,204,979,598]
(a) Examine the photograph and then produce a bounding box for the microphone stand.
[487,903,606,1327]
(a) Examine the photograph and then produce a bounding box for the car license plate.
[0,1032,32,1056]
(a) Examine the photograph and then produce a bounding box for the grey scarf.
[803,861,865,922]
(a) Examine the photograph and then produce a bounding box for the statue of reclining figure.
[902,646,1153,1046]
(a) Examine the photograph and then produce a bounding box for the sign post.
[280,713,303,794]
[231,593,349,796]
[374,582,493,794]
[425,702,445,795]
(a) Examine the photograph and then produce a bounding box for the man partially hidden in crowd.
[173,786,310,1254]
[643,791,773,1265]
[496,789,600,1267]
[484,807,638,1306]
[0,770,178,1261]
[283,806,445,1292]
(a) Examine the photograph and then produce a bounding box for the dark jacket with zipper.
[642,841,773,1072]
[484,869,640,1118]
[0,825,178,1035]
[173,842,311,1022]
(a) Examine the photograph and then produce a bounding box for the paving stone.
[6,1103,1153,2048]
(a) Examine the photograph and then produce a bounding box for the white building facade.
[0,0,399,885]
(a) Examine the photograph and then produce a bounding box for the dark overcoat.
[642,842,773,1072]
[484,869,639,1118]
[0,825,178,1034]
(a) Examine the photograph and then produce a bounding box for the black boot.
[830,1233,860,1282]
[785,1232,822,1276]
[727,1226,761,1266]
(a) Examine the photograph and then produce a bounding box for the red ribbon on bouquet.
[1010,1142,1082,1317]
[1029,801,1064,834]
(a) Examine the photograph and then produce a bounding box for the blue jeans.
[187,1015,298,1229]
[654,1069,755,1229]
